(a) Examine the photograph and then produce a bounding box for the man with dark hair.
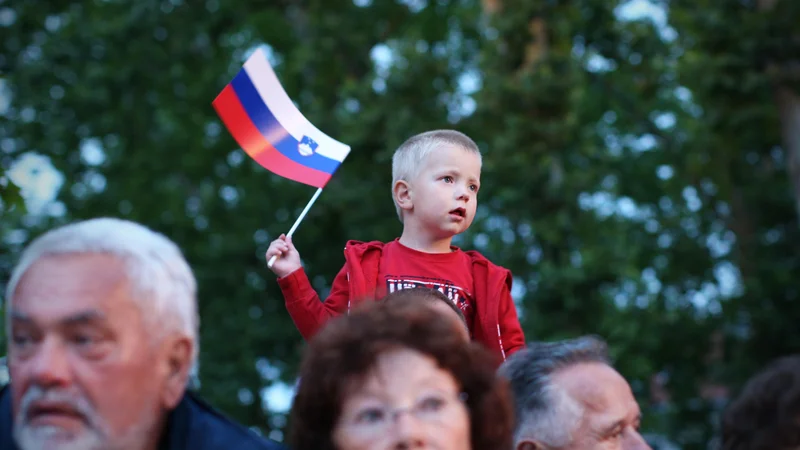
[721,355,800,450]
[498,336,651,450]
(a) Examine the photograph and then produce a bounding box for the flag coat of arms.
[212,48,350,188]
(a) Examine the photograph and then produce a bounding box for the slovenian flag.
[212,48,350,188]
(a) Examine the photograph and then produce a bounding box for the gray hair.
[497,336,611,448]
[391,129,481,222]
[5,217,200,377]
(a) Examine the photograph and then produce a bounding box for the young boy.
[266,129,525,360]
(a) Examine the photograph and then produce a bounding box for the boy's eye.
[470,184,478,191]
[443,176,454,183]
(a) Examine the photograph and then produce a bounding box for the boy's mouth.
[449,207,466,219]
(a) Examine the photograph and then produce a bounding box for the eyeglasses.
[342,391,469,436]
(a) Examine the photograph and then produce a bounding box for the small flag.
[212,48,350,188]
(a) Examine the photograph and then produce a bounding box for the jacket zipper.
[497,324,506,360]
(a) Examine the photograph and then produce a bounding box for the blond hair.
[391,129,481,222]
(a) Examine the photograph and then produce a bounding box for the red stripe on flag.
[212,85,332,189]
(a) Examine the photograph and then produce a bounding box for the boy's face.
[406,145,481,239]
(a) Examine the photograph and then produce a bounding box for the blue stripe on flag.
[230,70,341,175]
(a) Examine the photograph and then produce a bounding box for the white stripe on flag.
[243,48,351,163]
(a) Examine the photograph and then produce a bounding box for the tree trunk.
[775,86,800,221]
[758,0,800,222]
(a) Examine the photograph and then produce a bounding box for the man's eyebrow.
[600,412,642,436]
[10,311,32,323]
[10,310,106,326]
[599,419,625,437]
[61,310,106,325]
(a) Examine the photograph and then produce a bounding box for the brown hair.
[288,300,514,450]
[382,287,467,325]
[722,355,800,450]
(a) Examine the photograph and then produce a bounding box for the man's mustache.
[17,385,95,427]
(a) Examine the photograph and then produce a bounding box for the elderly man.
[0,218,284,450]
[498,336,651,450]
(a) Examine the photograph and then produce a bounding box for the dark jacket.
[0,385,286,450]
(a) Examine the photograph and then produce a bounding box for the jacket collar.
[0,385,282,450]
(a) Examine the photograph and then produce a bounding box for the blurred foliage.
[0,176,24,214]
[1,0,799,448]
[0,168,24,353]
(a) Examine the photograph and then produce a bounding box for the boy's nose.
[456,186,471,201]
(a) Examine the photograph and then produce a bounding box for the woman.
[288,297,514,450]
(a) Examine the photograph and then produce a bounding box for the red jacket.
[277,240,525,361]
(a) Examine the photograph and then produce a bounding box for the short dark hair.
[721,355,800,450]
[497,336,611,446]
[288,300,514,450]
[382,287,467,324]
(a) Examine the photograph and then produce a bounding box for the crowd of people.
[1,129,797,449]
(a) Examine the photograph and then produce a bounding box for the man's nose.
[26,338,73,388]
[625,430,653,450]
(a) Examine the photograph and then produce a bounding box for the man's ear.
[159,335,193,409]
[516,439,546,450]
[393,180,413,213]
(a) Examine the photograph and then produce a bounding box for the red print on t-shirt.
[377,240,476,332]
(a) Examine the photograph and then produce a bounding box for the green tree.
[468,1,724,446]
[668,0,800,401]
[2,1,798,448]
[1,0,485,440]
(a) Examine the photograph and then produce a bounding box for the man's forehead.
[11,253,132,312]
[554,362,641,423]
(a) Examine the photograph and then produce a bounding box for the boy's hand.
[265,234,302,278]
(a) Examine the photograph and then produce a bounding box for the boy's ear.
[393,180,413,212]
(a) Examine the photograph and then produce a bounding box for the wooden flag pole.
[267,187,323,269]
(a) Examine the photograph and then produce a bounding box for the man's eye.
[72,334,98,347]
[11,334,33,346]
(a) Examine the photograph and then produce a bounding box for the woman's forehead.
[344,348,460,398]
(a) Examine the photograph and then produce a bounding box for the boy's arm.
[277,265,350,340]
[497,282,526,357]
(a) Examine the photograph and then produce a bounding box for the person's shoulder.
[180,393,287,450]
[344,239,391,261]
[461,249,514,284]
[462,248,506,269]
[345,239,387,250]
[0,385,14,450]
